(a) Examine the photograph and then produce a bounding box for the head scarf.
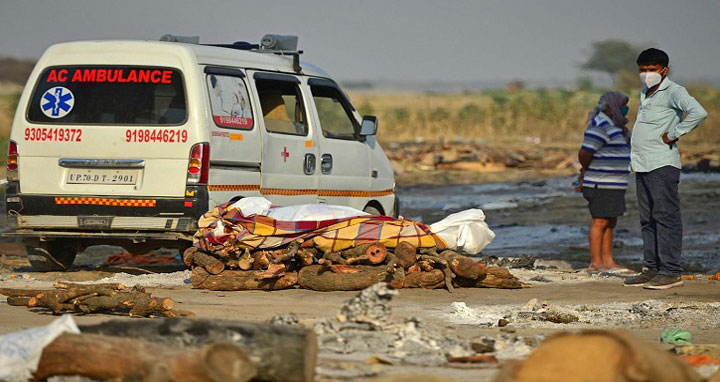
[587,91,629,129]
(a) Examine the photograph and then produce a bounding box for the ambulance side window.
[206,74,254,129]
[255,79,308,136]
[309,85,358,140]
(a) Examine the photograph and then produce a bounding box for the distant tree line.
[0,57,36,85]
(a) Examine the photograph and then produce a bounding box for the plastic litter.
[0,315,80,381]
[661,328,692,345]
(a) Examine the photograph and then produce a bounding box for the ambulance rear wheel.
[26,241,78,272]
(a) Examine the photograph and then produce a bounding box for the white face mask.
[639,71,662,88]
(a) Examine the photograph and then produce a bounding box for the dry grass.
[349,88,720,150]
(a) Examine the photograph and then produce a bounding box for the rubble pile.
[0,282,192,318]
[187,203,524,292]
[312,283,473,366]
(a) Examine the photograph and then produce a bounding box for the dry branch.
[191,267,298,291]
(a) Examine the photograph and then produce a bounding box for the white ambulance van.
[6,35,396,271]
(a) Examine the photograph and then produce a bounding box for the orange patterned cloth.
[194,202,446,254]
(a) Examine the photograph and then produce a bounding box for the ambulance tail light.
[187,143,209,184]
[7,140,18,180]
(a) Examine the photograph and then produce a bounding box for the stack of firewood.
[186,240,525,292]
[0,282,193,318]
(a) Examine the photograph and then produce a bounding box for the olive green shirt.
[630,78,707,173]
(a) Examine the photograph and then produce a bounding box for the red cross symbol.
[281,147,289,162]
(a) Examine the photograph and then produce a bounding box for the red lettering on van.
[138,70,150,83]
[161,70,172,84]
[71,69,83,82]
[46,70,57,82]
[83,69,96,82]
[96,69,107,82]
[150,70,161,83]
[57,69,68,82]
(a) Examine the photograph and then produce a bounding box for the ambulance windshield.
[27,66,186,125]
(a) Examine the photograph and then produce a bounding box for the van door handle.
[304,153,316,175]
[321,154,333,174]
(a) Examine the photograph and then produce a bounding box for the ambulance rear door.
[203,67,262,206]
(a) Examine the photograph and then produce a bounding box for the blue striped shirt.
[581,113,631,190]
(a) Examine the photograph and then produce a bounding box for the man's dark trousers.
[635,166,683,276]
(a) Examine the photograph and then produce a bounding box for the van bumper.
[5,182,208,234]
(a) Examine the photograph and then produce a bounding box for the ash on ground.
[448,299,720,330]
[313,283,472,366]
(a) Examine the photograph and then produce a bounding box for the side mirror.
[360,116,378,136]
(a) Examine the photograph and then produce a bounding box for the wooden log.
[255,264,286,280]
[192,251,226,275]
[6,296,31,306]
[340,243,388,264]
[270,241,300,264]
[191,267,298,291]
[252,251,271,270]
[54,282,127,291]
[298,264,403,291]
[80,318,317,382]
[129,296,175,317]
[455,266,524,289]
[393,241,418,268]
[296,248,316,266]
[0,288,42,297]
[182,247,198,267]
[439,250,485,280]
[320,251,347,265]
[35,333,257,382]
[238,248,253,271]
[403,269,446,289]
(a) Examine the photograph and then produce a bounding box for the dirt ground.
[1,170,719,381]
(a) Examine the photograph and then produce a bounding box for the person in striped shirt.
[577,91,631,273]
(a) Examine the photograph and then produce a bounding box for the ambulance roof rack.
[160,33,303,73]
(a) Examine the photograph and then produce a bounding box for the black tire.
[363,205,383,216]
[26,241,78,272]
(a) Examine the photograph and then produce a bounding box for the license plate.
[78,216,113,229]
[67,169,137,185]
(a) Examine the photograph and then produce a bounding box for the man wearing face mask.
[624,48,708,290]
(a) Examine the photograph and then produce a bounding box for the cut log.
[403,269,446,289]
[270,241,300,264]
[35,333,257,382]
[455,266,525,289]
[298,264,404,291]
[182,247,198,267]
[0,288,42,297]
[340,243,388,264]
[191,251,226,275]
[6,296,31,306]
[439,250,485,280]
[255,263,287,280]
[238,248,253,271]
[393,241,418,268]
[191,267,298,291]
[54,282,127,291]
[296,248,316,266]
[80,318,318,382]
[252,251,271,270]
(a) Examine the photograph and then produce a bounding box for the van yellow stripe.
[208,184,261,192]
[55,197,156,207]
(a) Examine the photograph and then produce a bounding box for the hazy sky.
[1,0,718,85]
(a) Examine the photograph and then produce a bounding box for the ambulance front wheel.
[26,240,78,272]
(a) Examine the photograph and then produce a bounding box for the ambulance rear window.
[27,66,186,125]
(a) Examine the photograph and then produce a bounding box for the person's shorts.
[582,186,626,218]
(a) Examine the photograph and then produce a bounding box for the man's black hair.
[637,48,669,67]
